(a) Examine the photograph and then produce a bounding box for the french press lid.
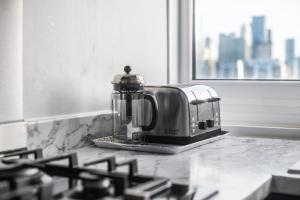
[112,66,145,91]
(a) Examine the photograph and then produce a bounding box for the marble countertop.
[71,135,300,200]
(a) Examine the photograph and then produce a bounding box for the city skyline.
[195,0,300,61]
[197,15,296,62]
[195,14,300,79]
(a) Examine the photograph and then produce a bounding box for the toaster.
[141,84,225,145]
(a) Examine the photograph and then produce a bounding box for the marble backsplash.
[26,112,113,156]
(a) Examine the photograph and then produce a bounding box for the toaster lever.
[207,97,221,102]
[190,97,220,105]
[190,99,206,105]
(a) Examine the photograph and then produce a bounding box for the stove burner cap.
[79,172,112,198]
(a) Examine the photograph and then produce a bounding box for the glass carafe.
[112,91,145,142]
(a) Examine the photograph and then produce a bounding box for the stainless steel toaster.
[141,84,224,145]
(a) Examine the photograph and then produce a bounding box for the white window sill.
[225,125,300,140]
[189,80,300,128]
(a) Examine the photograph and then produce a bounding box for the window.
[194,0,300,80]
[168,0,300,128]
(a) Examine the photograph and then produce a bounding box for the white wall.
[23,0,167,119]
[0,0,23,123]
[0,122,26,151]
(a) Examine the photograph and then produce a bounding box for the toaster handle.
[142,94,157,131]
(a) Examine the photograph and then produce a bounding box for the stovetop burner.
[0,147,217,200]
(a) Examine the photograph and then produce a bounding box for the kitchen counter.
[71,135,300,200]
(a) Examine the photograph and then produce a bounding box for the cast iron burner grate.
[0,147,216,200]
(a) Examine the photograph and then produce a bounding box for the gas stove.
[0,148,218,200]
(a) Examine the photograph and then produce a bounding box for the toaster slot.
[207,92,221,128]
[197,102,214,129]
[190,86,219,135]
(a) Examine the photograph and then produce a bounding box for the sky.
[195,0,300,61]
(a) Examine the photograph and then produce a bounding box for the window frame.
[168,0,300,128]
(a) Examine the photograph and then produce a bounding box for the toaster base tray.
[144,129,225,145]
[92,131,227,154]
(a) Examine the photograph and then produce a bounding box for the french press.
[111,66,156,143]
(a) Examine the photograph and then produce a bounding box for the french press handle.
[141,94,157,131]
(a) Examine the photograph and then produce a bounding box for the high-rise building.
[251,16,265,58]
[285,38,295,65]
[240,24,252,59]
[218,33,248,78]
[266,29,272,58]
[252,16,265,43]
[251,16,272,59]
[218,33,235,63]
[292,57,300,78]
[285,38,295,77]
